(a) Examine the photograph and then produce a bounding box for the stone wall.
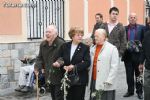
[0,41,41,96]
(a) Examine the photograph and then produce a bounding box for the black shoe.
[20,59,28,64]
[137,93,143,99]
[20,86,31,93]
[15,85,25,92]
[123,92,134,97]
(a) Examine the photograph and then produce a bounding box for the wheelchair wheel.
[39,87,46,97]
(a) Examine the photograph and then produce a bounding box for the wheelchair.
[30,70,51,96]
[20,58,50,96]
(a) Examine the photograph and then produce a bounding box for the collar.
[128,24,137,29]
[92,41,107,54]
[107,21,118,26]
[43,37,58,47]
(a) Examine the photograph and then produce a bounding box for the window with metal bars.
[146,0,150,17]
[26,0,65,39]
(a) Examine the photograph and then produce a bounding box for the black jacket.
[140,30,150,70]
[58,41,91,85]
[34,36,65,84]
[91,22,105,39]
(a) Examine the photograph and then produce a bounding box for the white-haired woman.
[87,29,119,100]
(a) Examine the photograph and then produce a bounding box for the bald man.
[34,25,65,100]
[122,13,145,99]
[87,29,119,100]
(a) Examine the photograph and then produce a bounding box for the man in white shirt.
[103,7,127,57]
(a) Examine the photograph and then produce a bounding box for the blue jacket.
[122,24,145,61]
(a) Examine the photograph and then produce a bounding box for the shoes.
[20,59,28,64]
[137,93,143,99]
[123,92,134,97]
[20,86,32,93]
[15,85,25,92]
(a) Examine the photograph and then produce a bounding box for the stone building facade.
[0,41,41,96]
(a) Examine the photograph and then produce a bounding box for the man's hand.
[53,61,61,68]
[34,67,39,76]
[139,64,144,73]
[34,70,39,75]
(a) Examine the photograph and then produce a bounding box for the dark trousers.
[50,84,64,100]
[90,80,115,100]
[124,58,143,94]
[101,90,115,100]
[66,85,86,100]
[90,80,96,100]
[144,69,150,100]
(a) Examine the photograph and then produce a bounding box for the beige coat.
[86,41,119,97]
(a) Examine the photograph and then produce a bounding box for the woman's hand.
[64,65,74,72]
[104,82,112,86]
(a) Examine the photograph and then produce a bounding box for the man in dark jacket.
[91,13,104,43]
[139,30,150,100]
[122,13,144,99]
[34,25,65,100]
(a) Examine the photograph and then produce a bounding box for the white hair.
[95,28,107,37]
[47,25,58,34]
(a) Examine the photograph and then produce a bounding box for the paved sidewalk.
[0,62,143,100]
[115,62,143,100]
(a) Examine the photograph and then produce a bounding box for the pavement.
[0,62,143,100]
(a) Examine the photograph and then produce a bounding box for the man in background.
[91,13,104,43]
[122,13,145,99]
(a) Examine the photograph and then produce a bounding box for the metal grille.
[146,0,150,17]
[26,0,65,39]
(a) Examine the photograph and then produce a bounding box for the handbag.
[67,66,79,86]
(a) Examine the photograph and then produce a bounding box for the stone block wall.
[0,41,41,96]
